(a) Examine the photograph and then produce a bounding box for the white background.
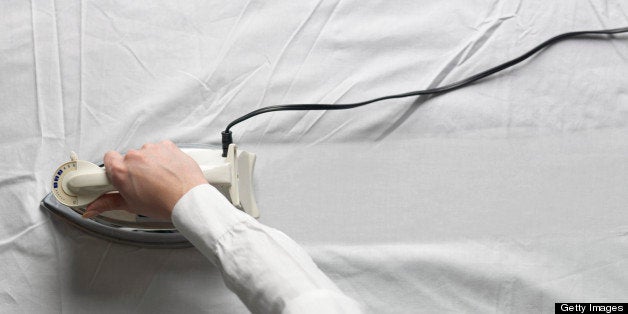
[1,0,627,312]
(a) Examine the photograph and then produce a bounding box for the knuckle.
[125,149,140,160]
[103,151,116,163]
[108,162,126,176]
[141,142,155,150]
[107,166,126,187]
[161,140,175,148]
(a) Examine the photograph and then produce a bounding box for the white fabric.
[2,0,628,312]
[171,184,362,314]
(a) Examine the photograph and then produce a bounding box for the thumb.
[82,193,130,219]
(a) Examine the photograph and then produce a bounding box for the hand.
[82,140,207,219]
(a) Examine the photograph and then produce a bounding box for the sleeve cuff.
[171,184,254,265]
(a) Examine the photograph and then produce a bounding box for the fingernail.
[82,210,100,219]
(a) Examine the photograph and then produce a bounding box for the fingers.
[125,149,144,162]
[142,141,175,150]
[160,140,176,149]
[82,193,130,219]
[103,150,126,187]
[141,142,155,150]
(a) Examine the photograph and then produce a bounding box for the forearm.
[171,184,361,314]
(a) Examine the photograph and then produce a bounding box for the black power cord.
[221,26,628,157]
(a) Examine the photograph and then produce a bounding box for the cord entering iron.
[221,130,233,157]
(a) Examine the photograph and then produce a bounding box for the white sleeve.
[171,184,363,314]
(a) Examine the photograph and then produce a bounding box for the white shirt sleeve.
[171,184,363,314]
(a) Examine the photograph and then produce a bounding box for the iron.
[41,144,259,248]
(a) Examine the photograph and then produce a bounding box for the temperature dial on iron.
[51,151,114,209]
[50,144,260,218]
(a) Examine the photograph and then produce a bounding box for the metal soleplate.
[41,192,191,248]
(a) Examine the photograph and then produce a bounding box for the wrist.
[166,181,208,214]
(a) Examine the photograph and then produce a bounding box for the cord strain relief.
[221,131,233,157]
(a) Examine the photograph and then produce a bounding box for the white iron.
[42,144,259,247]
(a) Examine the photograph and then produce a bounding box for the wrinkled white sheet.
[2,0,628,312]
